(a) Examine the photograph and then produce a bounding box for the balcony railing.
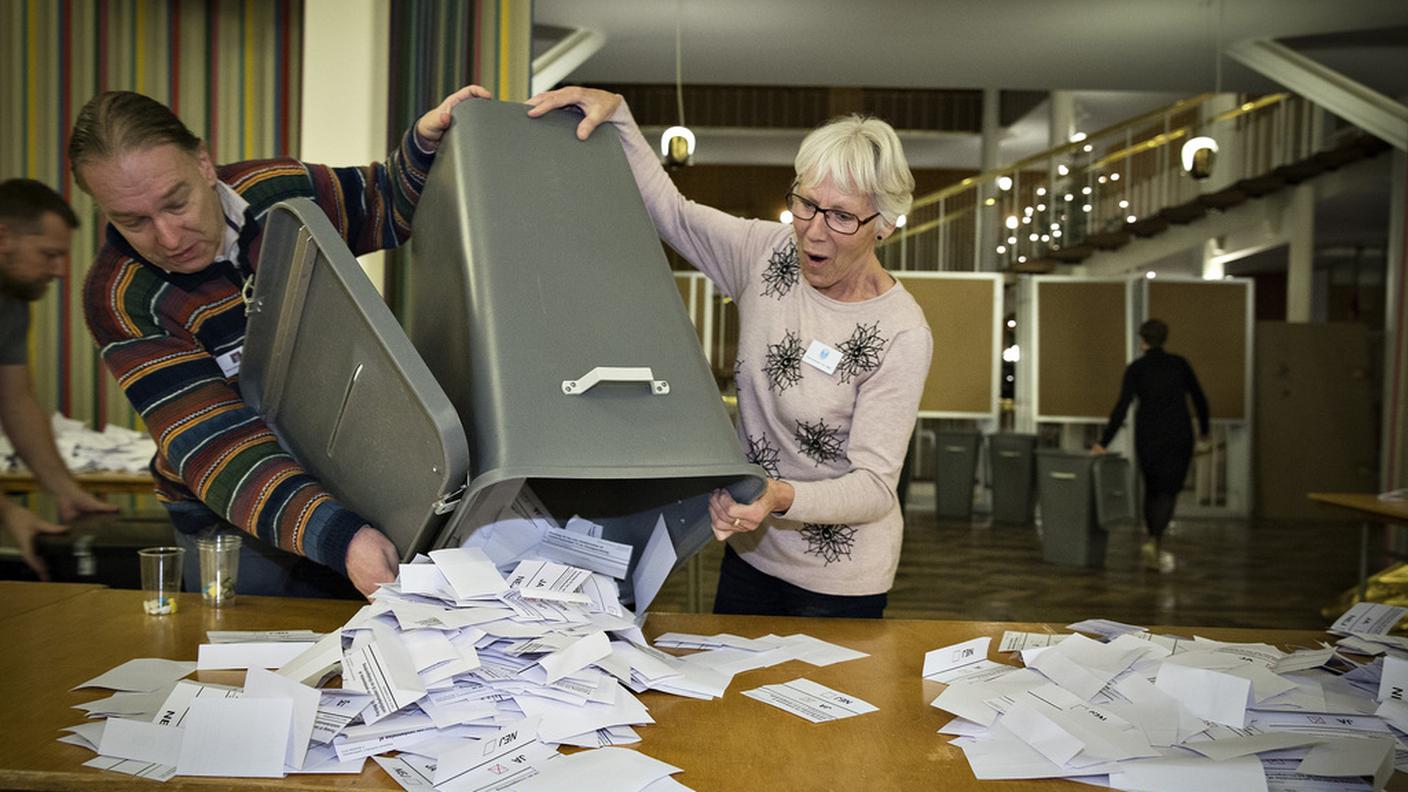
[879,91,1361,272]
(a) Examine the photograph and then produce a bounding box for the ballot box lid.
[240,199,471,560]
[406,99,766,557]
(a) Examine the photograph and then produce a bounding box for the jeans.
[713,544,887,619]
[166,501,361,600]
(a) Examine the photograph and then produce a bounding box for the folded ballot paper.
[928,604,1408,791]
[62,505,867,789]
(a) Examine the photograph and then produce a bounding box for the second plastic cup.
[196,533,241,607]
[138,547,185,615]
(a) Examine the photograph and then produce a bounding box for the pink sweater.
[609,104,933,596]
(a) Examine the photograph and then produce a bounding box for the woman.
[1092,319,1210,572]
[528,88,932,618]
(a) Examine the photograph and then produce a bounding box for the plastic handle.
[562,366,670,396]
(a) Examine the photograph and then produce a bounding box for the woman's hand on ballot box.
[707,480,796,541]
[346,526,400,599]
[416,84,494,148]
[525,86,623,141]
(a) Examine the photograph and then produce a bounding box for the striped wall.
[384,0,528,319]
[1,0,304,434]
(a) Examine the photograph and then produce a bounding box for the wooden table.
[1309,492,1408,601]
[0,581,105,623]
[0,583,1348,791]
[0,471,153,496]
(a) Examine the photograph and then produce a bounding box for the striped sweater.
[83,128,436,576]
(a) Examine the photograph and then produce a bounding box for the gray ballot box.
[1092,455,1139,529]
[934,430,980,519]
[1034,450,1109,567]
[241,100,764,608]
[989,433,1038,524]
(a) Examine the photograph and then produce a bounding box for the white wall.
[301,0,390,292]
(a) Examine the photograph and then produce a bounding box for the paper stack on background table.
[59,508,869,790]
[927,603,1408,791]
[0,413,157,474]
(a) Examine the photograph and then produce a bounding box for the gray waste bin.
[989,433,1038,524]
[935,431,980,519]
[1093,455,1139,529]
[241,99,766,609]
[1034,450,1109,566]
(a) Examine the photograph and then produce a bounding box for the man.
[73,85,489,599]
[0,179,118,578]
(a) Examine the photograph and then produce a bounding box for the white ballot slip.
[310,690,373,744]
[97,717,184,767]
[630,515,676,614]
[74,658,196,692]
[1154,662,1251,728]
[429,547,510,600]
[537,528,633,580]
[432,718,553,788]
[770,633,869,666]
[82,756,177,782]
[242,667,321,770]
[275,630,344,687]
[742,678,877,723]
[1108,754,1268,792]
[512,747,681,792]
[1330,603,1408,637]
[923,637,1011,684]
[196,641,313,670]
[342,623,427,725]
[174,697,293,778]
[508,559,594,604]
[152,680,241,728]
[1377,654,1408,703]
[998,631,1069,653]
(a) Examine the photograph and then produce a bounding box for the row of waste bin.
[931,432,1138,566]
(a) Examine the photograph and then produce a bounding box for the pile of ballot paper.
[58,502,871,790]
[925,606,1408,791]
[1,414,156,475]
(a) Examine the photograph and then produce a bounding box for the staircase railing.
[880,91,1358,272]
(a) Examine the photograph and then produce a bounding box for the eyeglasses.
[785,192,880,236]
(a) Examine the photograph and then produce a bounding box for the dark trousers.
[1137,438,1191,541]
[1143,490,1179,540]
[713,544,887,619]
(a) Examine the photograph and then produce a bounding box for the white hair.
[793,114,914,230]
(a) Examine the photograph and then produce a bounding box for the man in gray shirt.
[0,179,116,578]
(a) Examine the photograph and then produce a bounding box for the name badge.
[215,346,243,378]
[803,339,840,375]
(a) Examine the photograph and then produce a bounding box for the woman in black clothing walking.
[1092,319,1210,571]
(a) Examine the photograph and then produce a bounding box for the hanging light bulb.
[661,126,696,167]
[661,13,694,168]
[1181,136,1219,179]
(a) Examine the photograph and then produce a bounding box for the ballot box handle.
[562,367,670,396]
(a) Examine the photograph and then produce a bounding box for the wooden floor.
[654,504,1374,631]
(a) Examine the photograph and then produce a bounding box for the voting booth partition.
[240,100,765,609]
[1019,275,1254,519]
[893,272,1004,517]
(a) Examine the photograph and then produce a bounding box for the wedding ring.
[731,517,741,528]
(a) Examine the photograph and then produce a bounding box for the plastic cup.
[138,547,185,615]
[197,534,241,607]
